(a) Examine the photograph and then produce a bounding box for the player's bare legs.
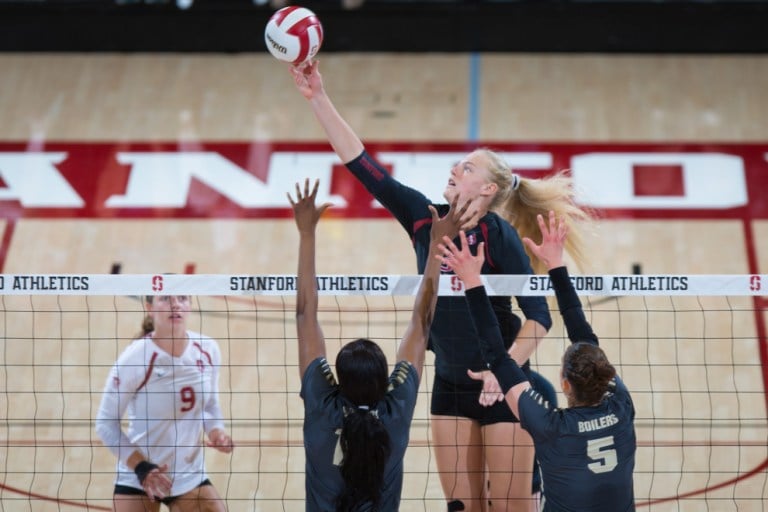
[168,484,227,512]
[483,422,536,511]
[432,415,486,511]
[113,494,161,512]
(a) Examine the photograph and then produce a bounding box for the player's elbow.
[94,416,116,447]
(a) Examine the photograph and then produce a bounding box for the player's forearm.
[397,239,441,369]
[465,285,507,367]
[548,266,598,345]
[95,394,137,464]
[308,92,364,163]
[126,450,150,470]
[508,319,547,366]
[296,232,318,316]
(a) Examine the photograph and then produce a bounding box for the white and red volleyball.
[264,6,324,65]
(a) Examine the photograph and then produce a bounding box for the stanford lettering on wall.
[0,142,765,219]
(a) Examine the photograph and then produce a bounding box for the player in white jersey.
[96,294,234,511]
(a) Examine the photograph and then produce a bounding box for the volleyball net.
[1,273,766,511]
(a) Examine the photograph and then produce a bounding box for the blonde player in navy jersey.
[95,294,234,511]
[291,59,591,512]
[438,211,637,512]
[290,178,474,512]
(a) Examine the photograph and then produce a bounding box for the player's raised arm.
[291,60,364,163]
[289,178,332,379]
[397,198,475,379]
[522,211,598,346]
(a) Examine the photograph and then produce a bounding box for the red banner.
[1,141,766,220]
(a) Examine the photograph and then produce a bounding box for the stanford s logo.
[450,275,463,292]
[749,275,761,292]
[152,275,164,292]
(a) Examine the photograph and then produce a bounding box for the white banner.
[0,274,765,297]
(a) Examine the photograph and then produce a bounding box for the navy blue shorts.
[114,479,212,506]
[430,373,521,425]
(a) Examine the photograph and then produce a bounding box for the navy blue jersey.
[300,357,419,512]
[466,265,637,511]
[346,150,552,387]
[528,370,559,495]
[520,379,636,511]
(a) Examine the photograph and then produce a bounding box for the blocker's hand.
[468,369,506,406]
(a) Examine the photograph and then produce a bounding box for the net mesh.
[0,274,766,511]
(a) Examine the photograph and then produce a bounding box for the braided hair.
[335,338,391,512]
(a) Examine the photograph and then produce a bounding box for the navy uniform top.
[346,150,552,387]
[300,357,419,512]
[466,266,636,511]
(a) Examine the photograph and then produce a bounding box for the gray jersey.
[300,357,419,511]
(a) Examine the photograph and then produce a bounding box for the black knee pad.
[447,500,465,511]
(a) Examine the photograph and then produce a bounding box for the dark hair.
[335,338,391,512]
[562,342,616,406]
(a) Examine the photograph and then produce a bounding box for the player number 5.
[587,436,618,474]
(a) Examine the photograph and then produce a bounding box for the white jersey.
[95,330,225,496]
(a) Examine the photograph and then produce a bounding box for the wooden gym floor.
[0,53,767,511]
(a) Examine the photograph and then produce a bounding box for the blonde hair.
[479,148,592,275]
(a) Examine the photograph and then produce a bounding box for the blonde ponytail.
[479,148,592,275]
[499,171,591,274]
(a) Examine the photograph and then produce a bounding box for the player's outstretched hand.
[288,178,332,234]
[427,196,477,246]
[437,230,485,290]
[290,59,323,100]
[522,210,568,271]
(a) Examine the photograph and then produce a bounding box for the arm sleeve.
[203,341,226,435]
[548,266,599,345]
[345,150,433,234]
[465,286,528,393]
[94,355,142,466]
[490,225,552,331]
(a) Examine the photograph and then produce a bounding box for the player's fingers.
[467,369,483,381]
[309,178,320,199]
[427,204,439,223]
[458,197,472,216]
[547,210,558,235]
[457,230,468,250]
[459,206,479,229]
[481,392,497,407]
[536,213,547,234]
[317,203,332,216]
[447,195,458,214]
[442,234,460,253]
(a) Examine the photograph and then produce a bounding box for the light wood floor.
[0,53,766,511]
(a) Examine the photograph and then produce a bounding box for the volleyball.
[264,6,324,65]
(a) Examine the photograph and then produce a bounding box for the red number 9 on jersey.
[180,386,196,412]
